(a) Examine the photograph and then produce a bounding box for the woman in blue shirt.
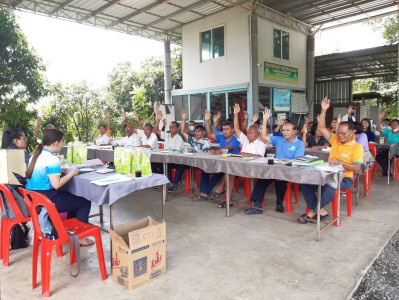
[361,118,376,142]
[26,129,93,245]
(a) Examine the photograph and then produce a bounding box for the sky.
[16,11,388,88]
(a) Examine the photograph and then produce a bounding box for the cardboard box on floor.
[109,216,166,290]
[0,149,27,185]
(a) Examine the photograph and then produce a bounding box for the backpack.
[10,223,29,250]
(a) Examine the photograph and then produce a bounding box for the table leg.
[109,204,114,270]
[387,149,391,185]
[190,166,194,195]
[316,184,321,241]
[99,205,104,224]
[162,183,166,222]
[365,165,369,197]
[337,173,341,226]
[226,173,230,218]
[163,163,168,201]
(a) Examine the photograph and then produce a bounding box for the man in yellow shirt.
[96,110,112,145]
[298,97,364,224]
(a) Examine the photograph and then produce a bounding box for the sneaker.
[167,183,177,192]
[276,204,284,213]
[244,207,262,214]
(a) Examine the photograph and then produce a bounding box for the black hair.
[391,119,399,125]
[188,120,196,125]
[284,122,298,131]
[1,128,24,149]
[226,118,233,123]
[27,129,65,179]
[352,121,363,134]
[223,120,234,129]
[332,118,337,121]
[144,123,153,130]
[254,119,261,125]
[98,124,106,129]
[360,118,371,132]
[195,124,205,131]
[339,121,354,131]
[170,121,179,128]
[310,123,318,136]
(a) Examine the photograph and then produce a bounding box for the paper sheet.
[90,173,132,186]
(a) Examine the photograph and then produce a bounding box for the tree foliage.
[369,15,398,43]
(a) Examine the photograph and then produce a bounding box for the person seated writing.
[96,110,112,145]
[121,112,159,150]
[302,122,329,150]
[117,112,140,147]
[298,98,364,224]
[211,104,266,207]
[245,110,305,214]
[26,129,93,246]
[375,112,399,177]
[198,110,240,202]
[168,110,211,193]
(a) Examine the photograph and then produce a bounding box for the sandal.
[297,214,314,224]
[217,201,233,208]
[79,237,95,247]
[319,214,329,221]
[211,191,225,199]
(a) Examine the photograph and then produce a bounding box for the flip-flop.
[211,191,225,199]
[79,237,95,247]
[217,201,233,208]
[297,214,314,224]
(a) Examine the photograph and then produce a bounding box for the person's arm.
[209,144,233,155]
[243,111,249,132]
[180,110,189,140]
[328,157,362,173]
[261,109,272,142]
[376,112,385,133]
[34,117,42,139]
[152,110,163,136]
[213,112,221,132]
[106,110,111,135]
[347,106,355,122]
[249,114,259,127]
[274,117,285,132]
[205,110,216,140]
[48,168,79,190]
[134,113,143,130]
[233,103,242,138]
[121,112,138,133]
[303,128,309,148]
[318,97,333,141]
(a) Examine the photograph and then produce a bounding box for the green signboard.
[264,61,298,84]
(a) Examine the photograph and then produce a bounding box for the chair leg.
[363,172,369,197]
[56,245,63,257]
[332,192,339,226]
[184,169,190,195]
[284,183,293,213]
[0,219,3,260]
[372,162,378,178]
[346,190,352,217]
[32,236,40,289]
[294,183,299,204]
[2,222,12,267]
[194,169,201,188]
[235,178,239,193]
[41,244,53,297]
[244,178,251,201]
[93,231,107,280]
[395,158,399,181]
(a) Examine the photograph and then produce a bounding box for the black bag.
[10,222,29,250]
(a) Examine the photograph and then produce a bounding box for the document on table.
[248,158,268,164]
[313,162,344,173]
[91,173,132,186]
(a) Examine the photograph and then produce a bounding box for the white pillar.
[249,13,259,119]
[306,35,315,119]
[164,41,172,104]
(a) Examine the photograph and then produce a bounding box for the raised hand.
[36,117,42,125]
[379,112,386,120]
[244,111,249,120]
[181,109,188,120]
[134,113,140,122]
[233,103,240,114]
[156,110,163,120]
[263,109,271,120]
[106,110,110,118]
[121,111,126,121]
[337,113,342,124]
[347,106,354,115]
[321,97,330,111]
[204,110,211,121]
[252,114,259,122]
[305,116,310,124]
[163,119,167,126]
[279,117,285,125]
[316,114,320,123]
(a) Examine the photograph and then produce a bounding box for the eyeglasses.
[336,131,350,136]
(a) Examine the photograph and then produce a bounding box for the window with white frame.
[201,26,225,61]
[273,28,289,60]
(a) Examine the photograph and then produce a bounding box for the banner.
[264,62,298,84]
[273,88,290,112]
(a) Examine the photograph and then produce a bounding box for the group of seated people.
[2,99,398,237]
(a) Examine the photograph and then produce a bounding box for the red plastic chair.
[19,189,107,297]
[234,177,251,203]
[283,182,299,213]
[331,188,352,226]
[0,185,31,267]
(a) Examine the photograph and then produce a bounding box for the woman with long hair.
[302,123,329,150]
[353,122,369,152]
[361,118,376,142]
[25,129,93,245]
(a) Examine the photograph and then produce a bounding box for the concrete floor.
[0,175,398,300]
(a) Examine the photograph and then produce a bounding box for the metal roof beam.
[143,0,214,28]
[80,0,122,22]
[49,0,74,15]
[116,0,169,24]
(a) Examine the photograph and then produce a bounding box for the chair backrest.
[368,143,377,158]
[19,189,69,243]
[0,184,28,220]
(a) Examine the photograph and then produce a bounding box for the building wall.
[181,6,251,91]
[257,17,307,89]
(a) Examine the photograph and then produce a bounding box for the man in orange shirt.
[298,97,364,224]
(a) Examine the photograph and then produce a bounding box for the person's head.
[194,124,206,140]
[188,121,196,132]
[1,128,26,150]
[383,118,391,126]
[123,124,133,137]
[169,121,179,135]
[282,123,297,141]
[308,121,315,129]
[26,129,65,179]
[144,123,153,138]
[390,119,399,130]
[222,121,234,138]
[336,121,355,143]
[310,123,322,137]
[352,121,363,136]
[331,118,338,130]
[98,124,106,135]
[247,125,260,142]
[45,124,55,130]
[361,118,371,132]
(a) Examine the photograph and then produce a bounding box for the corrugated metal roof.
[0,0,397,43]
